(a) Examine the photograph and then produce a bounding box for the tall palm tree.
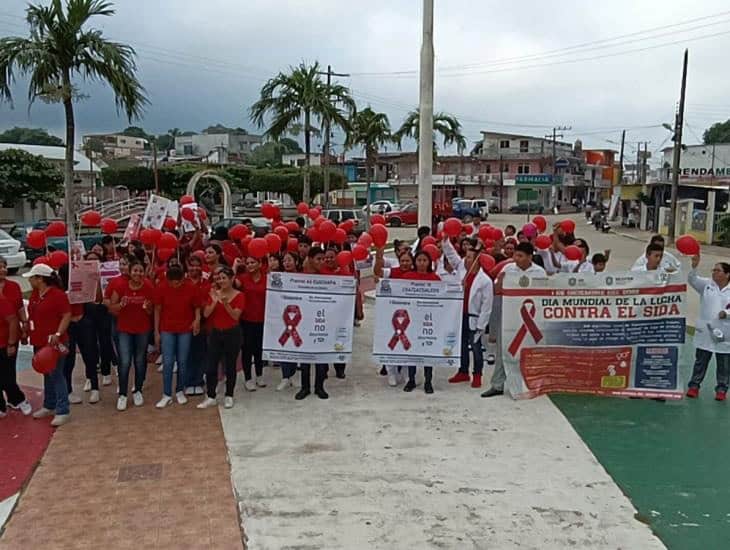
[250,61,355,203]
[393,110,467,156]
[345,107,392,224]
[0,0,147,233]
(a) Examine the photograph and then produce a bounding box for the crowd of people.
[0,210,727,428]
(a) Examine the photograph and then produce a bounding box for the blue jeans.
[39,349,69,415]
[186,331,207,388]
[459,312,484,375]
[161,332,191,396]
[118,331,150,396]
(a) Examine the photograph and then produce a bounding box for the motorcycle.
[591,211,611,233]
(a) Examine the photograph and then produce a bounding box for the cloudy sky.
[2,0,730,164]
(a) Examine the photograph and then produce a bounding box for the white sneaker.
[102,375,112,386]
[197,397,217,409]
[156,395,173,409]
[83,379,92,392]
[256,377,267,388]
[175,391,188,405]
[133,391,144,407]
[194,386,205,395]
[486,354,496,365]
[50,414,70,427]
[68,393,82,404]
[244,380,256,392]
[89,390,100,404]
[173,362,178,373]
[32,407,53,419]
[184,386,195,396]
[117,396,128,411]
[157,364,163,372]
[276,378,292,391]
[10,400,33,416]
[388,374,398,387]
[224,396,234,409]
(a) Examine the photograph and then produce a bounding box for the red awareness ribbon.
[388,309,412,350]
[508,299,543,356]
[278,305,303,347]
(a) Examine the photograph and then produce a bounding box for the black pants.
[300,363,328,391]
[0,348,26,412]
[86,303,114,376]
[408,366,433,383]
[64,317,100,393]
[240,321,264,381]
[206,326,242,398]
[333,363,346,377]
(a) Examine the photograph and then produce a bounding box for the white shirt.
[502,262,547,277]
[577,261,595,274]
[632,250,681,273]
[689,269,730,353]
[441,239,494,330]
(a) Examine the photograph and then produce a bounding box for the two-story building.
[175,130,262,162]
[82,133,148,159]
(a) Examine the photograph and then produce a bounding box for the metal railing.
[76,195,150,223]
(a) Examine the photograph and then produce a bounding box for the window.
[520,140,529,153]
[120,138,127,144]
[499,140,510,149]
[500,162,509,173]
[485,165,491,174]
[517,164,530,174]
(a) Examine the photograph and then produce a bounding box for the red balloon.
[370,214,386,226]
[482,238,495,250]
[274,225,289,240]
[157,247,175,261]
[261,203,277,219]
[532,215,547,233]
[297,202,309,215]
[32,345,61,375]
[352,244,369,261]
[489,259,515,279]
[676,234,700,256]
[163,217,177,231]
[421,236,437,248]
[422,244,440,262]
[285,221,300,233]
[489,227,504,241]
[336,250,353,267]
[248,237,268,258]
[313,216,326,228]
[100,218,118,235]
[478,225,492,241]
[463,224,474,235]
[159,232,178,249]
[560,219,576,234]
[229,224,249,241]
[564,245,582,261]
[358,232,373,248]
[319,220,337,242]
[308,208,320,221]
[198,207,208,221]
[369,224,388,248]
[265,233,282,254]
[287,237,299,252]
[272,205,281,220]
[48,250,69,269]
[192,249,206,261]
[181,208,196,222]
[33,255,50,266]
[479,253,496,272]
[140,228,161,246]
[240,235,253,256]
[443,217,462,238]
[535,235,552,250]
[180,195,194,205]
[340,219,355,233]
[521,223,538,239]
[27,229,46,249]
[333,228,347,244]
[222,242,241,261]
[307,227,321,242]
[45,221,67,237]
[81,210,101,227]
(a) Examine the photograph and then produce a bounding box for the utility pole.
[417,0,435,229]
[544,125,571,213]
[668,49,688,244]
[642,141,649,184]
[617,130,626,187]
[152,140,160,194]
[318,65,350,209]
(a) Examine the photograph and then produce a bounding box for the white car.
[0,228,27,274]
[363,200,398,214]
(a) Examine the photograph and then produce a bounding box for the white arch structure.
[186,169,233,218]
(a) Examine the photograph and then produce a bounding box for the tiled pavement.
[0,362,244,550]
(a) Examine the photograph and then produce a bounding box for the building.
[82,133,148,159]
[174,130,262,162]
[282,153,323,168]
[583,149,616,204]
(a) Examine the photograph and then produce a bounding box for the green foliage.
[345,107,392,160]
[393,110,467,154]
[121,126,150,139]
[0,148,63,207]
[0,126,63,146]
[155,134,175,152]
[703,120,730,145]
[248,138,303,167]
[202,124,248,135]
[279,137,302,153]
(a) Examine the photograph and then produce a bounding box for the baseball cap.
[22,263,55,278]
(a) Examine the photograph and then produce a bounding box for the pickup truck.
[452,199,489,222]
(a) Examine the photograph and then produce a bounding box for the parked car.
[452,199,490,221]
[213,217,272,238]
[363,200,398,214]
[508,203,545,214]
[0,228,27,273]
[385,203,418,227]
[322,209,366,235]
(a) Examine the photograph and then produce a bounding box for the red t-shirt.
[104,275,128,300]
[207,292,246,330]
[115,279,154,334]
[387,267,409,279]
[463,271,477,313]
[70,302,85,317]
[154,279,200,333]
[28,286,71,347]
[236,272,266,323]
[403,271,441,281]
[1,280,23,313]
[0,295,15,348]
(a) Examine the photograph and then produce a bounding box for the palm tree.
[393,110,467,156]
[0,0,147,233]
[250,61,355,203]
[345,108,392,224]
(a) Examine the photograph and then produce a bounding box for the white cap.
[22,263,55,278]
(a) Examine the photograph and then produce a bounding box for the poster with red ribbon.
[262,272,357,363]
[501,271,687,400]
[372,279,462,367]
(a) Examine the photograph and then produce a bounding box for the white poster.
[180,202,200,233]
[141,194,172,229]
[68,260,100,304]
[372,279,463,367]
[262,272,356,363]
[122,213,141,242]
[99,260,121,294]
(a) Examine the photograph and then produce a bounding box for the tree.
[279,137,302,153]
[0,0,147,235]
[0,148,63,207]
[703,120,730,144]
[0,126,64,146]
[345,108,392,222]
[393,110,467,156]
[248,137,303,167]
[121,125,150,139]
[250,61,355,203]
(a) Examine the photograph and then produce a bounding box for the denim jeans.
[110,315,121,366]
[459,312,484,375]
[118,331,150,396]
[689,348,730,392]
[86,303,114,375]
[161,331,191,396]
[36,348,69,415]
[186,331,207,388]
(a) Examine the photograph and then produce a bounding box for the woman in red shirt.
[0,294,19,418]
[235,256,267,391]
[24,264,72,426]
[197,266,245,410]
[109,259,154,411]
[0,257,31,416]
[184,255,209,395]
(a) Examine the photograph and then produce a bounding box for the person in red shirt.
[0,293,19,418]
[234,256,267,391]
[24,264,72,426]
[153,261,201,409]
[184,255,209,395]
[322,246,352,379]
[197,266,245,410]
[0,257,31,416]
[104,253,130,384]
[109,259,154,411]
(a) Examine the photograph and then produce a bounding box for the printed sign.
[262,272,357,363]
[68,260,100,304]
[372,279,463,367]
[69,239,86,261]
[99,260,121,294]
[141,194,173,230]
[501,271,687,400]
[180,202,200,233]
[122,213,141,243]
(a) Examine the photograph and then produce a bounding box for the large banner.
[372,279,462,367]
[141,194,173,229]
[262,272,356,363]
[68,260,100,304]
[502,271,687,400]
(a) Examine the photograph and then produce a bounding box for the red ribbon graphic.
[388,309,411,350]
[508,299,543,356]
[279,305,303,347]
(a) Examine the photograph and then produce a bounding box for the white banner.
[372,279,463,367]
[68,260,100,304]
[262,272,356,363]
[141,194,172,229]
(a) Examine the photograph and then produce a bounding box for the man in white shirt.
[632,234,680,273]
[631,243,665,273]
